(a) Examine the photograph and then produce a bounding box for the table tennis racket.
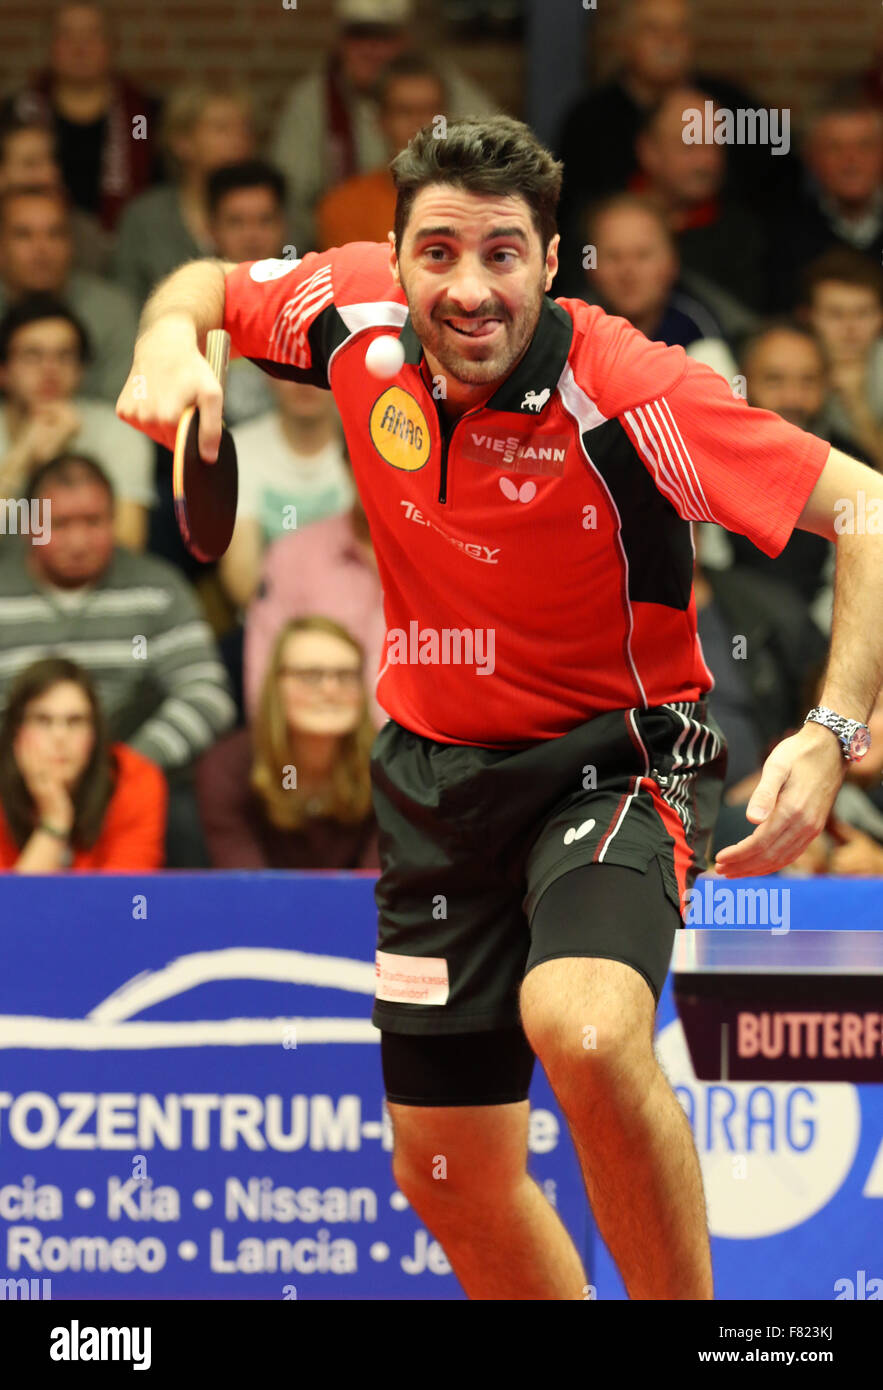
[173,328,238,562]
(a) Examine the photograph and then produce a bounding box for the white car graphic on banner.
[0,948,378,1049]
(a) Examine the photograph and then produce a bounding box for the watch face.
[849,728,871,761]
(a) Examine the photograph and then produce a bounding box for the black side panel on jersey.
[245,303,352,390]
[583,417,693,610]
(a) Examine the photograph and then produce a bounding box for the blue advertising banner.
[0,872,586,1301]
[0,873,880,1300]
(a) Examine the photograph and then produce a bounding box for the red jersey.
[224,245,830,747]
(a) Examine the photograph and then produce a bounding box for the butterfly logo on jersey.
[499,478,537,503]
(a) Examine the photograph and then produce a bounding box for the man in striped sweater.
[0,453,236,864]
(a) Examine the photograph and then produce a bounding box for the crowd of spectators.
[0,0,880,877]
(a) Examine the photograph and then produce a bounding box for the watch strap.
[804,706,869,759]
[38,820,70,840]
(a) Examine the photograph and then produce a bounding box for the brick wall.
[0,1,876,139]
[589,0,879,126]
[0,0,524,138]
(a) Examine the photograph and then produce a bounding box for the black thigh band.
[381,1026,536,1107]
[526,857,680,1007]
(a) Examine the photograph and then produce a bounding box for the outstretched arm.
[792,446,883,718]
[715,445,883,877]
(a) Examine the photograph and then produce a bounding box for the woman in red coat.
[0,656,167,872]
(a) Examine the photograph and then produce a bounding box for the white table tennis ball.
[365,334,405,378]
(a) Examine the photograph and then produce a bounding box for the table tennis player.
[116,114,883,1301]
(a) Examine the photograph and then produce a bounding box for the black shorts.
[370,702,726,1101]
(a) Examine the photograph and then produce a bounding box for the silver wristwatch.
[803,706,871,762]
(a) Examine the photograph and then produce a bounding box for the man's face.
[379,75,445,156]
[808,113,883,207]
[30,482,115,588]
[639,91,723,205]
[808,281,883,364]
[340,27,407,93]
[0,128,59,193]
[590,206,678,322]
[391,184,557,394]
[0,318,82,407]
[210,186,285,262]
[0,194,72,293]
[50,3,112,85]
[623,0,692,87]
[179,100,254,177]
[744,331,826,427]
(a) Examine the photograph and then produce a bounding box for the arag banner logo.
[656,1018,862,1238]
[369,388,431,472]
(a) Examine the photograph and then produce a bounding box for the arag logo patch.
[369,388,431,472]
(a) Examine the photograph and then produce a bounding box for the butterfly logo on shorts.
[563,819,595,844]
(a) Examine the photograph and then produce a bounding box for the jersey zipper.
[420,349,488,505]
[438,424,451,504]
[436,404,484,505]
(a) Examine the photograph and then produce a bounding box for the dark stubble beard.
[401,267,548,387]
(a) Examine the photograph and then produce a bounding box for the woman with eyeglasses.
[196,615,379,869]
[0,657,167,872]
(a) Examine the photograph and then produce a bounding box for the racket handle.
[205,328,231,392]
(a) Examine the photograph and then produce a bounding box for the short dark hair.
[206,159,287,219]
[391,115,563,255]
[376,52,447,109]
[0,181,70,229]
[799,247,883,308]
[737,318,826,374]
[27,453,115,505]
[0,104,56,164]
[0,291,91,364]
[636,86,715,143]
[584,190,676,251]
[808,78,883,133]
